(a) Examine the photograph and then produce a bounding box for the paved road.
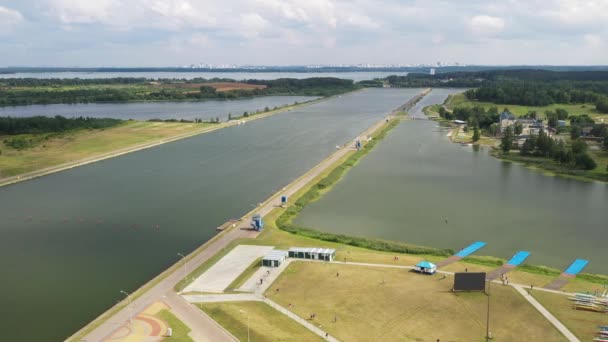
[73,96,409,342]
[165,292,238,341]
[512,285,580,342]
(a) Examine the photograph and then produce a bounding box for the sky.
[0,0,607,67]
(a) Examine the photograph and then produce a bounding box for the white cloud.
[238,13,270,38]
[0,5,24,31]
[583,34,603,48]
[3,0,608,66]
[469,15,505,35]
[46,0,217,30]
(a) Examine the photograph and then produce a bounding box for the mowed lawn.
[198,301,322,342]
[266,261,567,342]
[532,290,606,341]
[0,121,211,178]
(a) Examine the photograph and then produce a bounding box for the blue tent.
[415,261,437,274]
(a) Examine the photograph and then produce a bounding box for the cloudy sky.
[0,0,606,67]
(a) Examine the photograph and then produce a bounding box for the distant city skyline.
[0,0,606,67]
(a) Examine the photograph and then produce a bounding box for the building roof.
[263,250,288,261]
[288,247,336,254]
[500,111,515,121]
[416,261,437,269]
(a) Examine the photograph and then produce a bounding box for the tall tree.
[472,125,480,142]
[501,126,514,153]
[513,121,523,135]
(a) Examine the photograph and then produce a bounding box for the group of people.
[500,273,510,285]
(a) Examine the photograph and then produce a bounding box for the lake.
[0,71,408,81]
[296,89,608,274]
[0,88,422,341]
[0,96,317,121]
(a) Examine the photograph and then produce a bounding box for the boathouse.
[288,247,336,261]
[262,250,288,268]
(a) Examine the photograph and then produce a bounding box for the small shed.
[414,261,437,274]
[262,250,288,268]
[288,247,336,261]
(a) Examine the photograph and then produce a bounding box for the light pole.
[120,290,132,325]
[178,253,188,283]
[240,309,250,342]
[486,281,491,341]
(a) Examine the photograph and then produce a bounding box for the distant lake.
[0,96,317,121]
[0,71,408,81]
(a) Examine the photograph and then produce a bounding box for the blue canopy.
[416,261,436,269]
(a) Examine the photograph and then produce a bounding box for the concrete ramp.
[183,245,274,293]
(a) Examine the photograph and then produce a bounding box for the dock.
[486,251,530,280]
[545,259,589,290]
[436,241,487,268]
[216,219,241,231]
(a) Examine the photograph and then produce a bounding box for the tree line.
[0,116,123,135]
[501,126,598,170]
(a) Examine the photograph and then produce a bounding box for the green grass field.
[448,93,608,122]
[0,121,212,179]
[266,261,566,341]
[156,309,194,342]
[198,301,322,341]
[532,290,607,341]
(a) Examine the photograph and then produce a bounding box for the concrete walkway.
[238,259,293,293]
[512,284,580,342]
[263,298,339,342]
[183,293,262,303]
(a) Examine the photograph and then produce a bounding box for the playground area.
[105,302,191,342]
[265,261,567,341]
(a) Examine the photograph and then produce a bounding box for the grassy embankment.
[266,261,567,341]
[199,301,322,341]
[0,121,211,178]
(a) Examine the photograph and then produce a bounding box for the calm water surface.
[296,90,608,274]
[0,96,317,121]
[0,88,421,341]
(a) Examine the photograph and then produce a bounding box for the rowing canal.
[296,89,608,275]
[0,88,422,341]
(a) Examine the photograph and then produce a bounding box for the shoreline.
[0,95,338,188]
[422,103,608,184]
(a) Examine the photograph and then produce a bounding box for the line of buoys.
[16,214,165,231]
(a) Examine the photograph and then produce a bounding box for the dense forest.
[386,70,608,113]
[0,77,359,106]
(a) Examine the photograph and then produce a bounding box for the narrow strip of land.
[68,91,419,342]
[0,96,330,187]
